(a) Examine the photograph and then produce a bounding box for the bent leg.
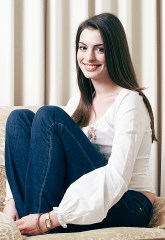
[5,107,151,232]
[5,109,35,217]
[24,106,107,215]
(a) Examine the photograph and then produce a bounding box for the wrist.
[6,198,14,204]
[5,198,15,208]
[37,214,48,233]
[49,211,60,228]
[36,211,60,234]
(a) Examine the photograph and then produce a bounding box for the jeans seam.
[48,122,97,170]
[37,119,100,211]
[38,130,52,213]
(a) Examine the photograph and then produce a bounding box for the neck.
[91,78,121,98]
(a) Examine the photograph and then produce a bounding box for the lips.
[83,63,101,72]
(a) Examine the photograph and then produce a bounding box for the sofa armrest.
[148,197,165,228]
[0,212,21,239]
[0,166,6,212]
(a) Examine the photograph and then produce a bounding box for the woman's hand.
[3,198,19,221]
[16,214,42,235]
[15,211,60,235]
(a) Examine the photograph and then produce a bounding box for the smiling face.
[77,28,110,82]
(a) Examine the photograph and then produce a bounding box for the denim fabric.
[5,106,153,233]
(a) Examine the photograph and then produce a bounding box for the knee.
[36,106,64,118]
[6,109,35,127]
[35,106,66,124]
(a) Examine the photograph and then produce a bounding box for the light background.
[0,0,164,196]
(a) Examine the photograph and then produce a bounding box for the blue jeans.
[5,106,153,233]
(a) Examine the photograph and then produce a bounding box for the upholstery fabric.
[148,197,165,229]
[1,212,165,240]
[0,106,165,240]
[27,228,165,240]
[0,166,5,212]
[0,212,22,239]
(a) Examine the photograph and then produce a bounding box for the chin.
[82,72,99,79]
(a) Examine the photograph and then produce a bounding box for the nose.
[85,49,96,61]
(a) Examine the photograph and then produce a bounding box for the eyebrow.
[79,42,103,47]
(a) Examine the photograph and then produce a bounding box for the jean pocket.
[129,192,154,225]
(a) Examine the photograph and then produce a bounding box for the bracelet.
[45,212,52,231]
[36,214,50,234]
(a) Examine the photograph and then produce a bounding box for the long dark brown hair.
[72,13,157,142]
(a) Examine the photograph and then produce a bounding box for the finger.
[17,224,25,231]
[22,235,27,240]
[15,221,24,229]
[15,218,23,225]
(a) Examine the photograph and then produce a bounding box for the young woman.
[4,13,156,235]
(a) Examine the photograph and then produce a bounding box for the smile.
[83,63,101,72]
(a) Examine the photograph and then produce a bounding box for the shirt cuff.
[53,207,67,228]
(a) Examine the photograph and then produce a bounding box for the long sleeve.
[54,91,151,226]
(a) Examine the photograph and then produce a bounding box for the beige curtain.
[0,0,164,195]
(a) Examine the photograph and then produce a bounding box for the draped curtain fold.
[0,0,164,195]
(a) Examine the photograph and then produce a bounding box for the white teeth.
[85,64,98,69]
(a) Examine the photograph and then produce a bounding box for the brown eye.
[79,46,87,51]
[96,47,104,53]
